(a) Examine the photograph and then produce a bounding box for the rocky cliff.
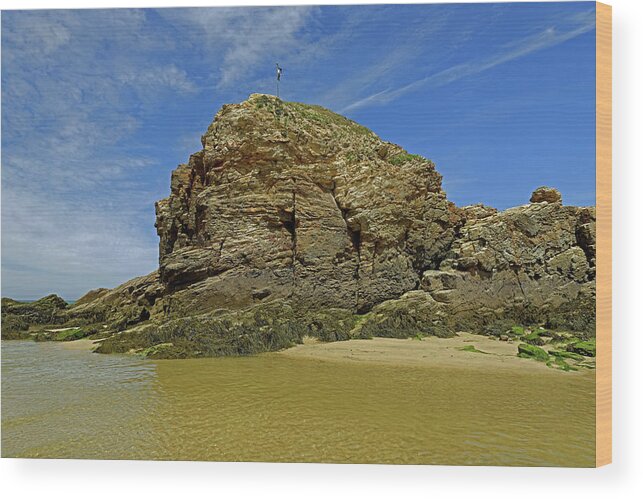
[2,94,596,357]
[154,95,462,317]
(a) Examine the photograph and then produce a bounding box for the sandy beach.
[59,338,100,351]
[276,332,592,374]
[57,331,594,376]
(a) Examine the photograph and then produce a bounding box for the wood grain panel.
[595,1,612,468]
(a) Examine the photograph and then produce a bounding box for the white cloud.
[340,12,596,113]
[2,7,330,299]
[155,6,319,90]
[116,65,197,93]
[1,10,185,299]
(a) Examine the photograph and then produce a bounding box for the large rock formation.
[2,95,596,357]
[154,94,462,317]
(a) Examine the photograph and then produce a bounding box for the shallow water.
[1,340,595,466]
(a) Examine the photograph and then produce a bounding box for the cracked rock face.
[154,94,463,317]
[422,201,596,332]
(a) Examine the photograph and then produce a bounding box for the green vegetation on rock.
[548,356,578,372]
[388,152,427,166]
[517,343,550,362]
[523,330,547,346]
[94,295,456,359]
[567,339,596,357]
[32,325,100,342]
[353,292,454,340]
[510,325,525,336]
[550,350,585,361]
[96,302,360,359]
[460,344,488,354]
[55,325,99,341]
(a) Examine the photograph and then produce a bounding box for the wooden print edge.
[595,1,612,468]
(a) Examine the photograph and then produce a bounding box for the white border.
[1,1,641,497]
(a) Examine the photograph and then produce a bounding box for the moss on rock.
[567,339,596,357]
[460,344,488,354]
[55,325,99,341]
[550,350,585,361]
[353,292,454,340]
[517,343,550,362]
[95,302,364,359]
[1,295,68,335]
[548,356,578,372]
[523,330,547,346]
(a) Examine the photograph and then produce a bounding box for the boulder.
[530,186,562,204]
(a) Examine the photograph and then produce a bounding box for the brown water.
[1,340,595,466]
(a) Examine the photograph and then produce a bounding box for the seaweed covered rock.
[567,339,596,357]
[1,295,68,338]
[1,314,31,339]
[1,295,67,323]
[517,343,550,362]
[95,301,359,359]
[353,291,454,339]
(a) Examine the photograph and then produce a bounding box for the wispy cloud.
[117,65,197,93]
[155,6,319,90]
[1,6,325,299]
[1,9,184,298]
[340,11,596,113]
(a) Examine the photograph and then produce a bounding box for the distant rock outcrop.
[1,295,69,339]
[530,186,563,204]
[2,95,596,357]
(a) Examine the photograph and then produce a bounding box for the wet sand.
[59,338,100,351]
[60,333,591,376]
[276,332,584,374]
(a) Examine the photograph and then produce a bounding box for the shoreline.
[58,338,100,351]
[273,332,594,375]
[43,331,596,376]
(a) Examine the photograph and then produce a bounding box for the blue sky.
[1,2,596,300]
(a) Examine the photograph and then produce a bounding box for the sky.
[1,2,597,300]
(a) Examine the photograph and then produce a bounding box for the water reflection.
[2,341,595,466]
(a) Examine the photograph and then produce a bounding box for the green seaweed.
[550,356,578,372]
[567,339,596,357]
[517,343,550,362]
[523,330,546,346]
[550,350,585,361]
[54,325,99,341]
[460,344,488,354]
[511,325,525,336]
